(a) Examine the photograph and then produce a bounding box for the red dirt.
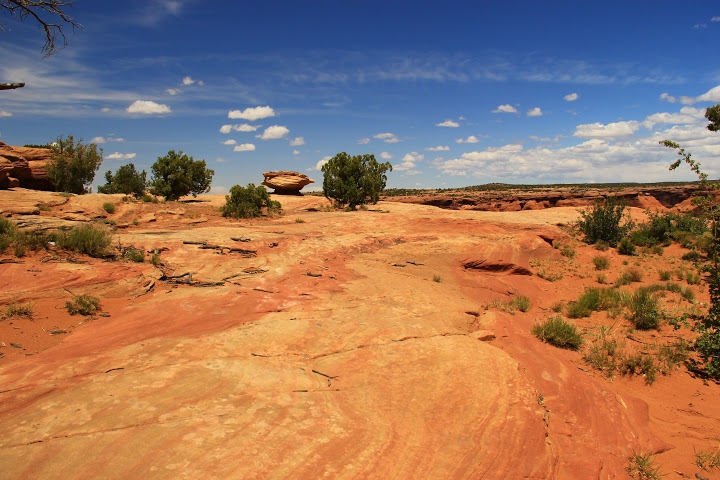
[0,188,719,479]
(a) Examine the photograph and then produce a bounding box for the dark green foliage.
[706,104,720,132]
[620,354,657,384]
[321,152,392,209]
[593,255,610,270]
[0,217,52,256]
[682,250,702,262]
[23,144,50,148]
[65,295,100,316]
[54,224,112,258]
[48,135,104,194]
[631,211,707,248]
[98,163,147,198]
[576,197,633,247]
[102,202,115,214]
[532,316,583,350]
[149,150,214,201]
[617,237,636,256]
[566,287,624,318]
[220,183,282,219]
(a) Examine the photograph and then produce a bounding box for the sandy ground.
[0,189,718,479]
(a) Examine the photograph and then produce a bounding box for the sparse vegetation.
[65,294,100,316]
[220,183,281,219]
[593,255,610,270]
[626,452,663,479]
[566,287,624,319]
[620,354,657,384]
[432,274,442,283]
[4,302,34,319]
[617,237,636,256]
[532,316,583,350]
[658,270,672,281]
[696,444,720,472]
[510,295,531,312]
[102,202,116,214]
[54,223,112,258]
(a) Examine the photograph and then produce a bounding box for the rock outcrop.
[261,170,314,194]
[0,142,54,190]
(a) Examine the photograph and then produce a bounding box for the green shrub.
[4,302,34,318]
[150,252,161,266]
[658,270,672,281]
[510,295,531,312]
[596,273,608,284]
[125,247,144,263]
[149,150,214,201]
[682,250,702,262]
[617,237,636,255]
[54,223,112,258]
[651,245,664,255]
[593,255,610,270]
[559,243,576,258]
[97,163,147,197]
[583,333,621,376]
[532,316,583,350]
[65,294,100,316]
[432,274,442,283]
[48,135,103,194]
[686,271,701,285]
[657,339,689,374]
[321,152,393,209]
[576,197,633,247]
[566,287,624,318]
[626,452,662,479]
[220,183,282,219]
[620,353,657,384]
[628,288,660,330]
[102,202,116,214]
[594,240,610,251]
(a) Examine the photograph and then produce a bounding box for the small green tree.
[661,103,720,379]
[220,183,281,219]
[47,135,103,194]
[148,150,214,201]
[321,152,392,209]
[576,196,633,247]
[97,163,147,197]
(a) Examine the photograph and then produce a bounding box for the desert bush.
[54,223,112,258]
[558,243,576,258]
[594,240,610,251]
[658,270,672,281]
[583,332,622,377]
[102,202,116,214]
[149,150,214,201]
[97,163,147,198]
[532,316,583,350]
[48,135,103,194]
[576,197,633,247]
[617,237,636,255]
[4,302,34,318]
[65,294,100,316]
[596,273,608,284]
[322,152,393,209]
[510,295,531,312]
[432,274,442,283]
[696,444,720,472]
[626,451,662,479]
[657,339,689,374]
[620,353,657,384]
[220,183,282,219]
[566,287,624,318]
[150,252,161,266]
[593,255,610,270]
[628,288,660,330]
[125,247,144,263]
[536,269,563,282]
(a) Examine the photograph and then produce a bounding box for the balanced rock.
[0,142,54,191]
[261,170,314,194]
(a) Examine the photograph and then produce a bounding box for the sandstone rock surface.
[261,170,314,194]
[0,142,54,190]
[0,190,717,479]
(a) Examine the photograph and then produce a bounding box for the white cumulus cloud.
[564,93,579,102]
[492,104,518,114]
[374,132,400,143]
[233,124,260,132]
[106,152,137,160]
[228,106,275,121]
[293,149,300,155]
[573,120,640,138]
[358,138,371,144]
[712,16,720,22]
[0,110,11,117]
[395,152,424,173]
[456,136,480,144]
[290,136,305,146]
[696,85,720,103]
[426,146,450,151]
[257,125,289,140]
[182,76,196,85]
[436,120,459,127]
[642,107,706,129]
[233,143,256,152]
[527,107,543,117]
[311,156,332,171]
[222,139,237,145]
[126,100,171,114]
[380,152,393,159]
[660,93,676,103]
[219,124,232,134]
[166,88,181,95]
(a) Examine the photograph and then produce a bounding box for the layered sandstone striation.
[261,170,314,194]
[0,142,54,190]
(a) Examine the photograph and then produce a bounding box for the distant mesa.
[0,141,54,191]
[262,170,314,195]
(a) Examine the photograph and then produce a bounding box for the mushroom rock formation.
[261,170,314,194]
[0,142,54,191]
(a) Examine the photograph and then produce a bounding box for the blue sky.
[1,1,720,193]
